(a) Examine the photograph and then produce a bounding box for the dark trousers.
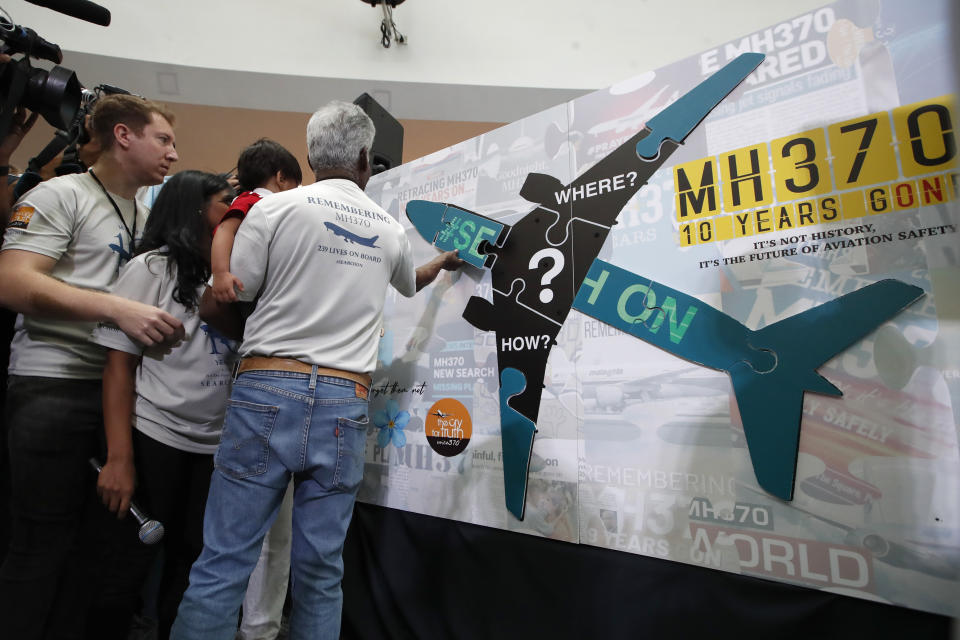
[0,375,144,640]
[0,307,15,564]
[131,429,214,639]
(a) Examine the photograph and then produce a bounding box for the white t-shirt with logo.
[91,250,238,454]
[3,172,147,378]
[231,178,416,375]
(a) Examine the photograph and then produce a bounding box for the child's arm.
[199,285,246,341]
[98,349,141,518]
[211,216,245,302]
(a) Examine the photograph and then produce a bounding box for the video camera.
[11,82,133,199]
[51,83,132,173]
[0,4,130,197]
[0,16,81,143]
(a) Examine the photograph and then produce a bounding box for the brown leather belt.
[237,356,371,390]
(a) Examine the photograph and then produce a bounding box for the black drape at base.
[342,503,950,640]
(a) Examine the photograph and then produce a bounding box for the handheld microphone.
[24,0,111,27]
[88,458,164,544]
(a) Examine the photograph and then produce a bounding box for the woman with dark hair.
[92,169,236,639]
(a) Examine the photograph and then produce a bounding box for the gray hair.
[306,101,376,172]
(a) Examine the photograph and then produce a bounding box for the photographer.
[0,94,183,639]
[0,53,38,223]
[0,51,38,568]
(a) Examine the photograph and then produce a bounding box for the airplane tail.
[730,279,924,501]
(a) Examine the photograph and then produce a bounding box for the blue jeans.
[170,370,369,640]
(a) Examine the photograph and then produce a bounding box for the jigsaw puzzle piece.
[437,204,505,268]
[463,282,560,424]
[572,259,754,371]
[406,200,505,268]
[484,206,577,325]
[499,367,538,520]
[636,53,763,160]
[519,172,566,208]
[570,133,679,231]
[406,199,447,244]
[463,294,498,332]
[512,162,575,249]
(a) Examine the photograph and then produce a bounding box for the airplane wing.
[751,279,926,375]
[732,279,925,501]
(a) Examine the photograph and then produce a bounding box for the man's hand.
[415,250,465,292]
[437,250,465,272]
[111,297,185,347]
[211,271,244,303]
[0,251,186,341]
[97,457,135,518]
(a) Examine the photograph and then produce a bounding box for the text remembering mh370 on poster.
[360,0,960,616]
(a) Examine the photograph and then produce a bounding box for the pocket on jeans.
[215,399,279,479]
[334,412,369,492]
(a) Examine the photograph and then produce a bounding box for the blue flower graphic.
[374,399,409,448]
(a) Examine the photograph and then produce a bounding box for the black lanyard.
[88,169,138,254]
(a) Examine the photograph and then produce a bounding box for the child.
[92,170,236,639]
[217,139,305,640]
[211,139,302,302]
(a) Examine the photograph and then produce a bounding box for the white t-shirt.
[3,172,148,379]
[91,250,238,454]
[232,178,416,375]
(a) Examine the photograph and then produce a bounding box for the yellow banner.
[673,96,957,246]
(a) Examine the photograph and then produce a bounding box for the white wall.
[3,0,828,119]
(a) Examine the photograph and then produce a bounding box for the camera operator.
[0,53,38,223]
[0,93,183,639]
[0,51,37,569]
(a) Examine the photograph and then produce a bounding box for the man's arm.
[0,249,184,346]
[0,102,39,224]
[98,349,140,518]
[199,285,245,341]
[415,250,464,292]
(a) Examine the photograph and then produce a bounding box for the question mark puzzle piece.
[528,248,565,304]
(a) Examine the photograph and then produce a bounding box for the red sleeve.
[220,191,262,224]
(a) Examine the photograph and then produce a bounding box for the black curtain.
[342,503,949,640]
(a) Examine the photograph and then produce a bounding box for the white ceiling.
[5,0,829,121]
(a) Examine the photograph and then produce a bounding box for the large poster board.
[359,0,959,615]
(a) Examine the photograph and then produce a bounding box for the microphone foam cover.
[138,520,165,545]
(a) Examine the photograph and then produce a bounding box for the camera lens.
[24,65,81,130]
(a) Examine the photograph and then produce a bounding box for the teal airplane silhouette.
[407,54,768,519]
[402,53,918,514]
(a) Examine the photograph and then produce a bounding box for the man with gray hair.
[171,101,462,640]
